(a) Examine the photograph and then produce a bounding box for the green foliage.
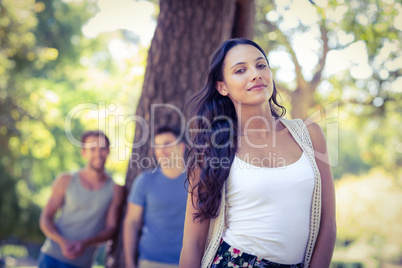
[0,163,42,242]
[0,244,28,259]
[331,122,371,179]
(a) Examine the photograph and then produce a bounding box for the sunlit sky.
[82,0,156,49]
[80,0,402,91]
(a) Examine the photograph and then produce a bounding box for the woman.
[180,38,336,268]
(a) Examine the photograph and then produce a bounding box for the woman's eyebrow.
[230,62,246,70]
[230,57,266,70]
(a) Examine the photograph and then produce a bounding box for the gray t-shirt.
[128,168,188,264]
[41,171,114,267]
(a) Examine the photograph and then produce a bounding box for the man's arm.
[123,203,144,268]
[39,173,76,259]
[73,184,124,254]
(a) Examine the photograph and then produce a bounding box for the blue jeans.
[38,253,80,268]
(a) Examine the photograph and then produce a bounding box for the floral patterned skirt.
[210,240,304,268]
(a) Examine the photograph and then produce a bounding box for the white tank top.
[222,152,314,264]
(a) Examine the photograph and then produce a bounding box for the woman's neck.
[234,102,276,137]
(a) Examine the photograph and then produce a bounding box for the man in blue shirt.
[123,126,187,268]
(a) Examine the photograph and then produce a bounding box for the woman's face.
[217,44,273,106]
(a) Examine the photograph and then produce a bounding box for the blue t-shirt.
[128,168,188,264]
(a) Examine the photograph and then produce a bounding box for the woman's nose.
[251,68,262,81]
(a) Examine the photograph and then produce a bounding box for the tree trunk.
[231,0,255,39]
[105,0,255,267]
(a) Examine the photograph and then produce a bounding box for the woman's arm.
[179,170,210,268]
[306,121,337,268]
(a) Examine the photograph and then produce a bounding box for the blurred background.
[0,0,401,267]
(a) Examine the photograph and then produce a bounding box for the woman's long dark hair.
[185,38,286,222]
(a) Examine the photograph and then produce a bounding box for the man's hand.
[69,240,87,259]
[59,239,77,259]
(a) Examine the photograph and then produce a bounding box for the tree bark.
[231,0,255,39]
[106,0,255,267]
[125,0,237,191]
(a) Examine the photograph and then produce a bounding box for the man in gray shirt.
[38,130,124,268]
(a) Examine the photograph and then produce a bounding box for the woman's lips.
[248,84,266,91]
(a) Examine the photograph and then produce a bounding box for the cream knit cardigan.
[201,118,322,268]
